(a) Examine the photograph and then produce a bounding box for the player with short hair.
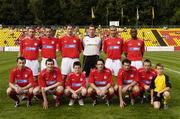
[150,63,171,110]
[64,61,87,106]
[58,24,82,82]
[40,27,58,70]
[19,27,40,87]
[103,25,123,76]
[123,28,145,69]
[33,58,64,109]
[138,59,157,103]
[114,59,140,108]
[6,57,34,107]
[88,59,114,106]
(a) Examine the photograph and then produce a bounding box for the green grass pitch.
[0,51,180,119]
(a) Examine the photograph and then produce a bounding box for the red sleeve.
[58,38,62,52]
[141,40,145,53]
[137,70,144,87]
[28,70,34,84]
[38,39,41,48]
[56,68,63,83]
[20,39,24,56]
[123,41,127,53]
[39,38,42,49]
[102,39,107,53]
[121,39,124,53]
[54,38,59,51]
[65,74,71,88]
[117,69,123,86]
[134,69,138,82]
[107,70,113,85]
[82,73,86,88]
[9,69,15,84]
[88,70,94,84]
[38,72,46,87]
[78,38,82,52]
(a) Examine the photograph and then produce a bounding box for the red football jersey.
[117,66,138,86]
[9,66,34,87]
[20,37,40,60]
[40,36,58,59]
[123,38,145,61]
[38,67,63,87]
[138,68,157,87]
[88,68,113,87]
[58,35,82,58]
[103,37,123,59]
[65,72,86,90]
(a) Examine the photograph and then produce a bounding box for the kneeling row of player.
[7,57,171,110]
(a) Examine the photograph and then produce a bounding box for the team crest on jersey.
[149,76,153,79]
[80,78,83,81]
[24,74,28,78]
[72,78,75,81]
[104,76,107,79]
[34,43,38,46]
[94,76,98,79]
[130,74,134,78]
[53,75,57,79]
[138,43,141,46]
[129,44,132,46]
[117,41,120,44]
[73,40,76,43]
[64,40,67,43]
[52,41,55,44]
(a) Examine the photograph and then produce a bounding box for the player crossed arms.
[7,57,171,110]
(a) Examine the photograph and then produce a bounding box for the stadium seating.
[120,28,160,46]
[0,28,21,46]
[157,28,180,46]
[0,28,179,47]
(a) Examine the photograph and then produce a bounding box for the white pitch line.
[164,67,180,75]
[152,64,180,75]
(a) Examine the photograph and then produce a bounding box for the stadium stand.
[0,28,21,46]
[157,28,180,46]
[120,29,160,46]
[0,28,179,47]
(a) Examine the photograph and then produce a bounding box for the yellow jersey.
[150,74,171,93]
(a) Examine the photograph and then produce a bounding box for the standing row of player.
[18,24,144,79]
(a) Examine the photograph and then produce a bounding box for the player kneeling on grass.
[88,59,114,106]
[150,63,171,110]
[33,58,64,109]
[7,57,34,108]
[114,59,140,108]
[138,59,157,103]
[64,61,87,106]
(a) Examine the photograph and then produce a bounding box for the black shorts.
[83,55,99,77]
[153,91,164,102]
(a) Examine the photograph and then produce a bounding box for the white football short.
[25,59,39,76]
[105,58,122,76]
[61,58,79,75]
[41,58,58,71]
[131,60,143,69]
